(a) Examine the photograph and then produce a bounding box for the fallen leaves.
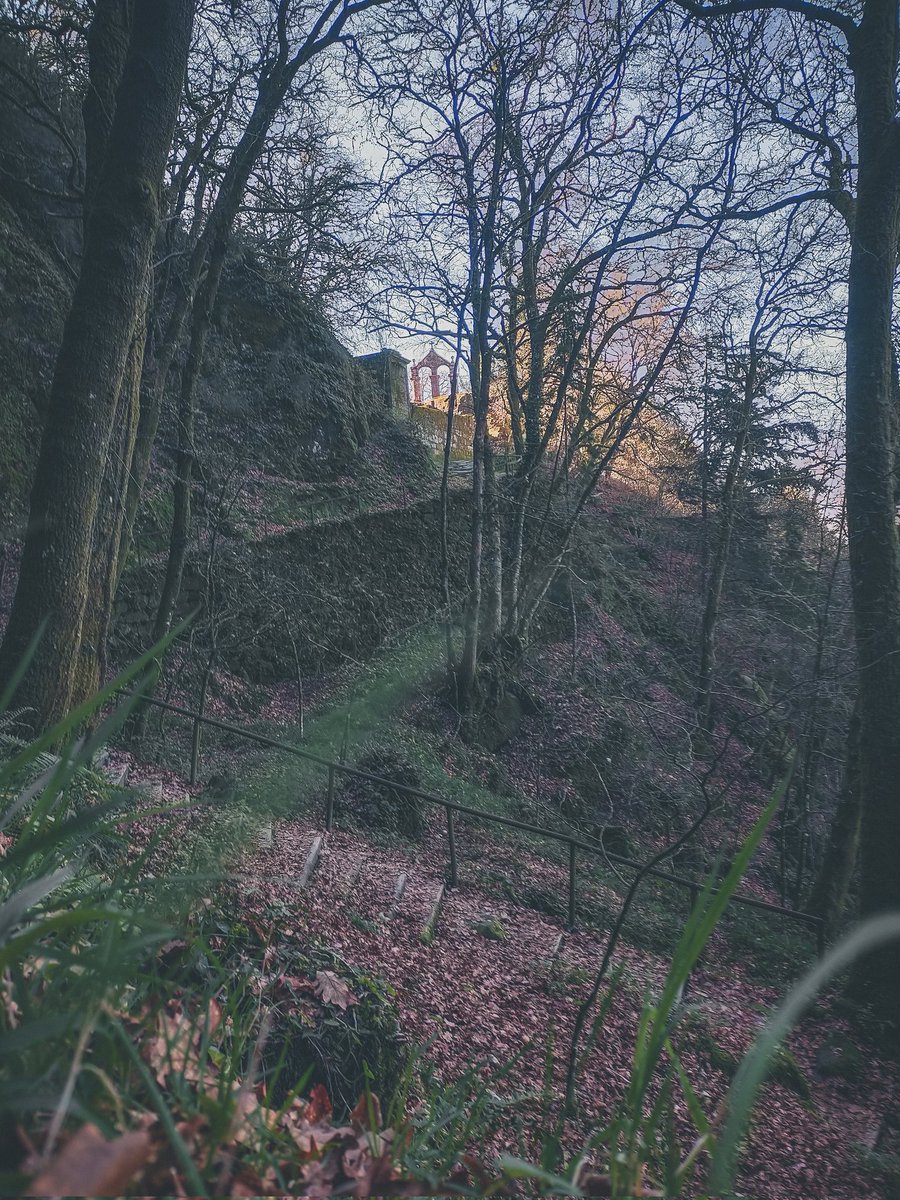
[23,1080,418,1199]
[146,997,222,1089]
[26,1125,153,1197]
[274,967,359,1011]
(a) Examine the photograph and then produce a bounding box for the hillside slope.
[107,478,893,1200]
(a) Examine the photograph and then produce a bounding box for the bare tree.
[678,0,900,1027]
[690,213,833,732]
[367,0,752,706]
[147,0,392,651]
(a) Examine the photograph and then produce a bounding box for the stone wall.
[410,404,474,458]
[355,349,411,417]
[114,490,471,681]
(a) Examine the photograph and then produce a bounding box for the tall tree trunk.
[695,354,756,733]
[440,333,463,674]
[82,0,133,217]
[699,349,711,594]
[808,704,862,941]
[790,509,845,905]
[74,320,146,700]
[69,0,142,702]
[151,242,228,640]
[0,0,195,732]
[503,469,530,633]
[459,368,488,707]
[482,437,503,641]
[844,0,900,1011]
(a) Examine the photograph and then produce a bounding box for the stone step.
[341,853,367,898]
[385,870,409,920]
[299,834,325,889]
[420,883,446,945]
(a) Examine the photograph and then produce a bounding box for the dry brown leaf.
[230,1172,272,1197]
[299,1154,341,1199]
[27,1124,152,1197]
[1,970,20,1028]
[146,1000,221,1090]
[284,1118,347,1155]
[312,970,358,1011]
[351,1150,422,1199]
[147,1009,194,1085]
[230,1090,262,1145]
[303,1082,333,1124]
[350,1092,382,1133]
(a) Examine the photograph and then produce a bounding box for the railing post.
[189,715,201,786]
[567,841,577,931]
[446,804,458,887]
[325,765,335,832]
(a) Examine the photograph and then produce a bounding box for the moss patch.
[473,914,508,941]
[697,1026,812,1107]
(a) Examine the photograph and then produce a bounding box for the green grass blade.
[112,1016,209,1198]
[710,911,900,1193]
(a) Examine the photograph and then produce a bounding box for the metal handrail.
[141,694,825,953]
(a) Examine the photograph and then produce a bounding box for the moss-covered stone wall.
[194,253,385,477]
[410,404,474,458]
[115,490,471,680]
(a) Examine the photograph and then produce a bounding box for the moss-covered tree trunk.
[75,319,147,700]
[0,0,194,731]
[482,437,503,641]
[70,0,140,703]
[808,704,861,941]
[844,0,900,1012]
[459,359,488,707]
[151,246,228,641]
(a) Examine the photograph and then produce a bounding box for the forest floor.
[112,574,900,1200]
[6,465,897,1196]
[113,731,900,1199]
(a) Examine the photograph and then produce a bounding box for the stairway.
[236,812,892,1200]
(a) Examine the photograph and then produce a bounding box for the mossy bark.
[0,0,194,731]
[75,318,146,701]
[844,0,900,1012]
[808,705,861,941]
[72,0,142,703]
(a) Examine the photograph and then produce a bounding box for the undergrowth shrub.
[0,659,412,1195]
[267,957,403,1115]
[211,911,405,1114]
[558,722,650,823]
[340,745,425,840]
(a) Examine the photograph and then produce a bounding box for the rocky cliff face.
[0,36,388,535]
[191,251,383,480]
